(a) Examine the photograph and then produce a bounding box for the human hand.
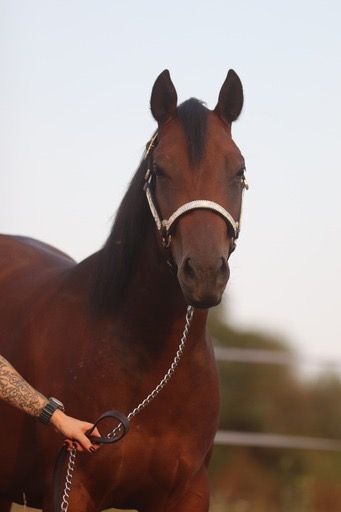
[50,409,100,453]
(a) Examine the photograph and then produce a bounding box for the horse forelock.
[177,98,208,166]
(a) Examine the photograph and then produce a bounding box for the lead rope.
[60,305,194,512]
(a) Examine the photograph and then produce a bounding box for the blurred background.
[1,0,340,511]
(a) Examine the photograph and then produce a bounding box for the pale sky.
[1,0,341,363]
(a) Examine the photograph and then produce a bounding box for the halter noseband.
[143,132,248,252]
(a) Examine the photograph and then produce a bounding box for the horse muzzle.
[178,255,230,308]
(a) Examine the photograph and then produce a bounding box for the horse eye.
[153,164,165,177]
[236,167,246,178]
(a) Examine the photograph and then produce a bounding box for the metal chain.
[60,446,77,512]
[60,305,194,511]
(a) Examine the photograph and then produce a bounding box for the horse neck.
[121,233,207,356]
[120,229,207,334]
[66,215,209,359]
[84,227,209,350]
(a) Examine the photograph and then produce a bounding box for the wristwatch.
[39,397,65,425]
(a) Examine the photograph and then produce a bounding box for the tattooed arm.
[0,354,99,452]
[0,354,48,416]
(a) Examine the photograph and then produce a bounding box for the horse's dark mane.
[91,154,151,311]
[92,99,208,310]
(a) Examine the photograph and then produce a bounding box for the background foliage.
[209,306,341,512]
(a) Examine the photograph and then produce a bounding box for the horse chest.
[115,388,218,489]
[108,428,208,502]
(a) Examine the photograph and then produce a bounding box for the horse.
[0,69,246,512]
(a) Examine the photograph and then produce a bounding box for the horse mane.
[92,98,209,311]
[91,153,152,311]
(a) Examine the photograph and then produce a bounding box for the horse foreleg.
[162,467,210,512]
[0,498,12,512]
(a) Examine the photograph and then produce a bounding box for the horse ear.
[150,70,178,124]
[214,69,243,124]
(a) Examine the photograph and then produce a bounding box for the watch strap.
[39,397,64,425]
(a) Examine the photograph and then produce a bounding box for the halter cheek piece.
[143,132,248,255]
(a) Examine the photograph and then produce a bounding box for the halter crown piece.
[143,132,248,252]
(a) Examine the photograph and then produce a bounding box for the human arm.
[0,354,98,451]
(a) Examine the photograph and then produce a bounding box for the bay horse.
[0,69,246,512]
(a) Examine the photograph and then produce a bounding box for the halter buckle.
[161,229,172,249]
[242,176,249,190]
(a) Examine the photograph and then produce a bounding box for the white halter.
[143,133,248,249]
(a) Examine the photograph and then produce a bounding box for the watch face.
[50,397,65,411]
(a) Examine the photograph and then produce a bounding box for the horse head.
[146,69,246,308]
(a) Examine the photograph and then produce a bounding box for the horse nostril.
[183,257,196,279]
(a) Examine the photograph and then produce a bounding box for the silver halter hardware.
[143,132,248,249]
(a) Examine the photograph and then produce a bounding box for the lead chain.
[60,305,194,511]
[60,446,77,512]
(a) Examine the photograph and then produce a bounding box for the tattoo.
[0,355,48,417]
